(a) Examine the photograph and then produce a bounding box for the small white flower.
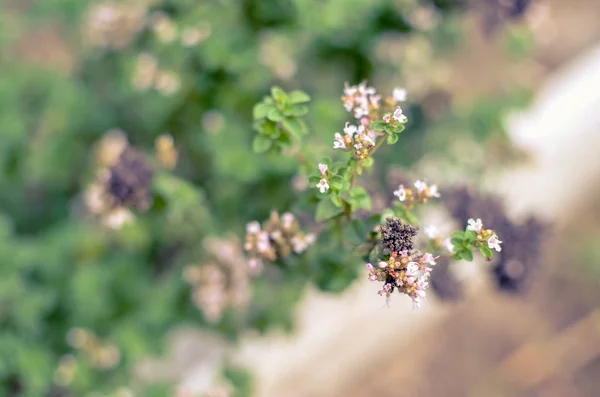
[383,113,392,123]
[318,163,328,175]
[343,122,358,137]
[378,261,388,268]
[420,253,437,266]
[412,297,423,309]
[246,221,261,234]
[417,275,429,290]
[424,226,439,239]
[392,106,407,123]
[333,132,346,149]
[256,238,271,253]
[316,178,329,193]
[305,233,316,245]
[282,212,295,229]
[291,236,309,253]
[393,185,407,201]
[467,218,483,233]
[443,237,454,253]
[414,180,427,193]
[429,184,440,198]
[487,234,502,252]
[406,262,420,275]
[393,88,407,103]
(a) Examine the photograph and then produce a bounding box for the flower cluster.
[184,237,252,323]
[366,251,436,309]
[365,218,436,308]
[132,52,182,95]
[467,218,503,252]
[342,81,381,119]
[393,179,440,208]
[333,121,379,159]
[66,328,121,370]
[243,210,315,269]
[84,131,153,229]
[83,2,146,50]
[316,163,329,193]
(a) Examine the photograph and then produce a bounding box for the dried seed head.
[380,217,419,254]
[106,148,153,211]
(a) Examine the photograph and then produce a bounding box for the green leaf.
[316,198,344,221]
[461,250,474,261]
[349,187,372,211]
[451,231,465,239]
[288,90,311,104]
[329,176,344,190]
[370,120,387,131]
[362,157,374,168]
[253,103,272,119]
[271,86,287,103]
[286,104,309,117]
[252,136,272,153]
[386,134,399,145]
[394,124,406,134]
[465,230,478,243]
[331,194,343,208]
[267,108,284,122]
[450,238,463,247]
[282,117,305,139]
[384,125,394,134]
[479,245,493,260]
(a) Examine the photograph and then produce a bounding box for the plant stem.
[349,134,387,189]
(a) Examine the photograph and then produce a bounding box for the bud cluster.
[393,179,440,209]
[467,218,503,252]
[66,328,121,370]
[243,210,315,270]
[184,237,252,323]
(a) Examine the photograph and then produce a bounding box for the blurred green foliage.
[0,0,532,395]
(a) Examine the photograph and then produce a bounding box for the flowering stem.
[349,134,388,189]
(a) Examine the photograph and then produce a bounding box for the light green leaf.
[252,136,272,153]
[282,117,305,139]
[271,86,287,103]
[267,108,284,122]
[386,134,399,145]
[287,104,309,117]
[288,90,311,104]
[479,245,493,260]
[316,198,344,221]
[253,103,271,119]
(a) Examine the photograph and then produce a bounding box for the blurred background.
[1,0,600,396]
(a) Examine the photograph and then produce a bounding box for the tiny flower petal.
[414,180,427,193]
[424,226,439,239]
[366,263,375,272]
[467,218,483,233]
[316,178,329,193]
[393,185,407,201]
[378,261,388,268]
[443,237,454,253]
[429,184,440,198]
[393,88,407,103]
[318,163,328,175]
[246,221,261,234]
[487,235,503,252]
